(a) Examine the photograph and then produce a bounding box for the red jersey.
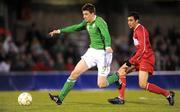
[129,24,154,66]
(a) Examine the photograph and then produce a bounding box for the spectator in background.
[0,55,11,72]
[3,35,19,54]
[54,52,65,70]
[26,22,42,52]
[65,57,75,71]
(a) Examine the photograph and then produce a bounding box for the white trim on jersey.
[136,25,146,61]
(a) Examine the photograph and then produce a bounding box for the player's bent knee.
[98,83,107,88]
[139,82,147,89]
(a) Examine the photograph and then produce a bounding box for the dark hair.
[128,12,140,20]
[82,3,96,14]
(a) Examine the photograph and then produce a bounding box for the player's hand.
[121,63,135,74]
[105,47,113,53]
[125,60,131,67]
[125,65,135,73]
[49,30,61,37]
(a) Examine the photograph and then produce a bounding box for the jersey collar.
[93,15,97,22]
[134,24,140,31]
[90,15,96,23]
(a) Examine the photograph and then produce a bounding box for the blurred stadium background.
[0,0,180,111]
[0,0,180,91]
[0,0,179,72]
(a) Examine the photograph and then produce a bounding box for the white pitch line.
[139,97,165,101]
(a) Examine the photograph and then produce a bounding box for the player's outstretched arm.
[49,29,61,37]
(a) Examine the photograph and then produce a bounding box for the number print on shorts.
[101,66,107,74]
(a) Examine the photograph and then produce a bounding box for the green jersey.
[60,16,111,49]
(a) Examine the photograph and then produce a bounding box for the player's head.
[82,3,96,23]
[127,12,140,29]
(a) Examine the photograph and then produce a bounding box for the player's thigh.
[139,60,154,75]
[81,48,96,69]
[138,71,149,88]
[69,59,89,80]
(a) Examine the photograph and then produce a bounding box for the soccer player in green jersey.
[48,3,121,105]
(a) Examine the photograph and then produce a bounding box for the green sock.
[107,72,119,86]
[59,79,76,101]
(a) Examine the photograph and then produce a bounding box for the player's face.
[83,10,95,23]
[128,16,138,29]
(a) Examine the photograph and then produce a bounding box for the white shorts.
[81,48,112,76]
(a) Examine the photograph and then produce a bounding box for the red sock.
[119,76,126,100]
[146,83,169,97]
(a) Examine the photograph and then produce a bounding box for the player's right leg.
[49,59,89,105]
[139,71,175,106]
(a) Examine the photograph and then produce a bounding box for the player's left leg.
[96,52,119,88]
[97,71,122,88]
[139,71,175,106]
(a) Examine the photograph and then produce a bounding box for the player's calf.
[115,80,122,89]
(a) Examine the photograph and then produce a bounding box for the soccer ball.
[18,92,32,106]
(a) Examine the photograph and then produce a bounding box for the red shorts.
[135,55,155,75]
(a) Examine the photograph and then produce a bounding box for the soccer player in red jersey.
[108,12,175,106]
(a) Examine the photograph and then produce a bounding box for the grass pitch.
[0,90,179,112]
